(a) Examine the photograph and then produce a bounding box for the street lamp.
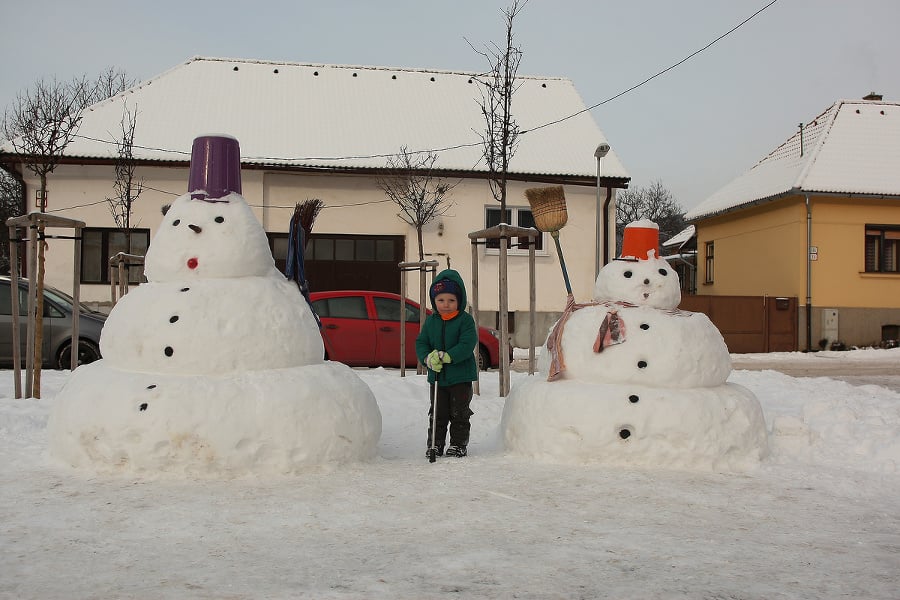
[594,143,611,275]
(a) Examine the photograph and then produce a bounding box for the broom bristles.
[525,185,568,232]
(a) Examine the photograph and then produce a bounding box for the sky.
[2,350,899,598]
[2,0,899,210]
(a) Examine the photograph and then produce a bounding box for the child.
[416,269,478,458]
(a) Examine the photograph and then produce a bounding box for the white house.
[0,56,630,346]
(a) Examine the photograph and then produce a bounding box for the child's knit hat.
[430,279,461,302]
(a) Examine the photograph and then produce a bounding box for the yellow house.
[686,94,900,350]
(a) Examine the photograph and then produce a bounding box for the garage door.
[269,233,405,294]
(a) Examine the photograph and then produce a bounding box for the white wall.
[18,164,612,312]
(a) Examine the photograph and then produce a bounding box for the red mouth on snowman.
[187,257,198,270]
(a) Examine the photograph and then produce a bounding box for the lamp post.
[594,143,611,276]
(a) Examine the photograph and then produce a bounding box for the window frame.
[704,241,715,284]
[864,224,900,273]
[80,227,150,285]
[483,205,547,256]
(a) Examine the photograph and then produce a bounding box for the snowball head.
[501,377,768,471]
[593,256,681,309]
[48,360,383,476]
[145,192,276,281]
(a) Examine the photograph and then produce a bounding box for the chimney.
[863,92,883,101]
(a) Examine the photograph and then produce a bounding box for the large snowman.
[501,220,768,471]
[48,135,381,476]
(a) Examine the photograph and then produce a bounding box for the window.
[865,225,900,273]
[373,296,420,322]
[311,296,368,319]
[81,228,150,284]
[704,241,715,284]
[267,233,400,275]
[484,206,545,254]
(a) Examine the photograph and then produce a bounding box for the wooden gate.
[677,295,798,353]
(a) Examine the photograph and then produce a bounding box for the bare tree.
[106,101,144,251]
[90,67,136,105]
[470,0,525,213]
[469,0,527,396]
[615,180,686,250]
[2,70,132,396]
[375,146,455,261]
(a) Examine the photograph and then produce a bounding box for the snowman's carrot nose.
[189,224,202,233]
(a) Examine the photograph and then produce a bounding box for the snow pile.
[1,357,899,598]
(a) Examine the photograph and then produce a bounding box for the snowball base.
[48,360,382,477]
[502,377,768,471]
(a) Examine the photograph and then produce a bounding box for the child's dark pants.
[427,382,474,448]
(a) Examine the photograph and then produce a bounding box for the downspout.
[805,194,812,351]
[602,187,612,266]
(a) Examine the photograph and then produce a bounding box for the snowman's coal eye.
[172,219,180,226]
[215,216,225,223]
[624,271,633,278]
[658,268,668,276]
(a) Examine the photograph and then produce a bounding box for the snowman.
[501,220,768,471]
[48,135,382,476]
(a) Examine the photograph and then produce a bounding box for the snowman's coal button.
[215,216,225,223]
[169,316,179,323]
[640,323,649,330]
[164,346,174,357]
[180,287,190,292]
[637,360,648,369]
[624,270,633,278]
[629,394,639,403]
[618,426,633,440]
[139,403,148,411]
[146,384,157,390]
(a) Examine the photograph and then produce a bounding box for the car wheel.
[478,346,491,371]
[56,339,101,370]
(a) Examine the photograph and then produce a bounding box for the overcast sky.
[2,0,898,210]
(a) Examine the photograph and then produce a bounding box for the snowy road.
[2,355,899,599]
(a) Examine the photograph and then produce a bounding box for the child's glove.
[426,350,449,372]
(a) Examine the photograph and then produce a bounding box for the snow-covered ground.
[2,349,899,599]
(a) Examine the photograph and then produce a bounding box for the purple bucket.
[188,135,242,200]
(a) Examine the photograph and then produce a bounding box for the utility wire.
[65,0,777,163]
[522,0,779,135]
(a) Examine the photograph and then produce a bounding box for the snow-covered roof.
[662,224,695,248]
[2,56,629,181]
[686,98,900,220]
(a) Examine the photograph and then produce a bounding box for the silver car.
[0,276,106,369]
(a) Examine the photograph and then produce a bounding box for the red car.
[309,290,507,370]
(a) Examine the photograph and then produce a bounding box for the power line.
[523,0,780,135]
[65,0,777,164]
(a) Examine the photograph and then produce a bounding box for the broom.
[525,185,572,296]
